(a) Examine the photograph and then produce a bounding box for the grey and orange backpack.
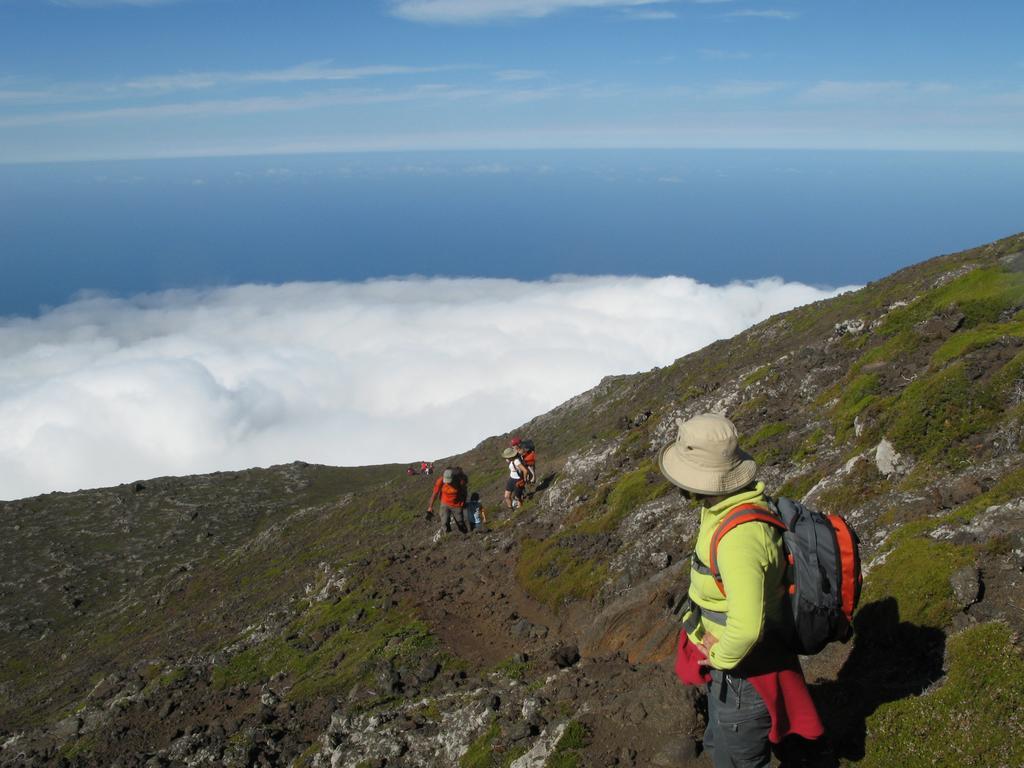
[708,497,862,655]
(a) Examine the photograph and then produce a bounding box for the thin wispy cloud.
[390,0,675,24]
[708,80,786,98]
[495,69,547,81]
[726,9,798,19]
[0,85,491,128]
[797,80,965,106]
[801,80,914,102]
[983,88,1024,107]
[0,275,854,500]
[622,8,677,19]
[125,62,454,92]
[0,62,453,107]
[462,162,513,173]
[699,48,752,61]
[49,0,178,5]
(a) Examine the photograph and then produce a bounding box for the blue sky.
[2,0,1023,497]
[2,0,1023,162]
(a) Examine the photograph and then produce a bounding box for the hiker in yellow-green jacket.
[659,413,823,768]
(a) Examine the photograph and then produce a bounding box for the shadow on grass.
[795,598,946,766]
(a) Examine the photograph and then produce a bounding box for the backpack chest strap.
[708,503,786,597]
[690,551,712,576]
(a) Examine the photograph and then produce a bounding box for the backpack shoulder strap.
[708,503,786,597]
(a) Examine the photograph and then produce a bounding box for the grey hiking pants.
[440,504,467,533]
[704,669,772,768]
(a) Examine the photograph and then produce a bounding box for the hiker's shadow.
[806,598,946,763]
[532,472,557,494]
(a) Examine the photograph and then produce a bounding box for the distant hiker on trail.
[659,413,824,768]
[427,466,469,534]
[521,439,537,486]
[421,461,433,476]
[406,466,417,476]
[465,492,487,533]
[502,447,528,509]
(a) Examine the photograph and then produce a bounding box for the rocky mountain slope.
[2,233,1023,768]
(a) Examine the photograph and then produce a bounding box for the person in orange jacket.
[427,467,468,534]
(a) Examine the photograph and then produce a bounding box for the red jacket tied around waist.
[674,630,823,744]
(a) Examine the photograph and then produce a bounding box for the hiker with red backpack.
[502,447,528,509]
[427,466,469,534]
[659,413,860,768]
[520,439,537,486]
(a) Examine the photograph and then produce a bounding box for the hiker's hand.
[694,644,713,668]
[696,632,719,667]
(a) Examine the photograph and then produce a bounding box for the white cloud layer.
[0,275,854,500]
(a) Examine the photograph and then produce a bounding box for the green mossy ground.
[516,537,608,610]
[931,318,1024,366]
[879,463,1024,545]
[886,362,1001,468]
[818,260,1024,477]
[545,720,588,768]
[861,622,1024,768]
[459,721,501,768]
[515,462,669,609]
[829,373,880,443]
[791,427,827,464]
[860,538,974,629]
[878,265,1024,338]
[490,656,531,682]
[577,463,671,534]
[747,421,790,464]
[458,720,528,768]
[777,471,820,500]
[211,578,434,701]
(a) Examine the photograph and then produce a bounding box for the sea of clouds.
[0,275,855,500]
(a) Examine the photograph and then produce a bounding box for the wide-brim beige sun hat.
[501,447,518,459]
[658,413,757,495]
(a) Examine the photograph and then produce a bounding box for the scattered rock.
[950,566,982,610]
[510,618,533,641]
[832,319,865,338]
[551,645,580,669]
[649,552,671,570]
[52,715,82,742]
[417,660,440,683]
[507,720,533,742]
[875,438,905,477]
[947,477,984,507]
